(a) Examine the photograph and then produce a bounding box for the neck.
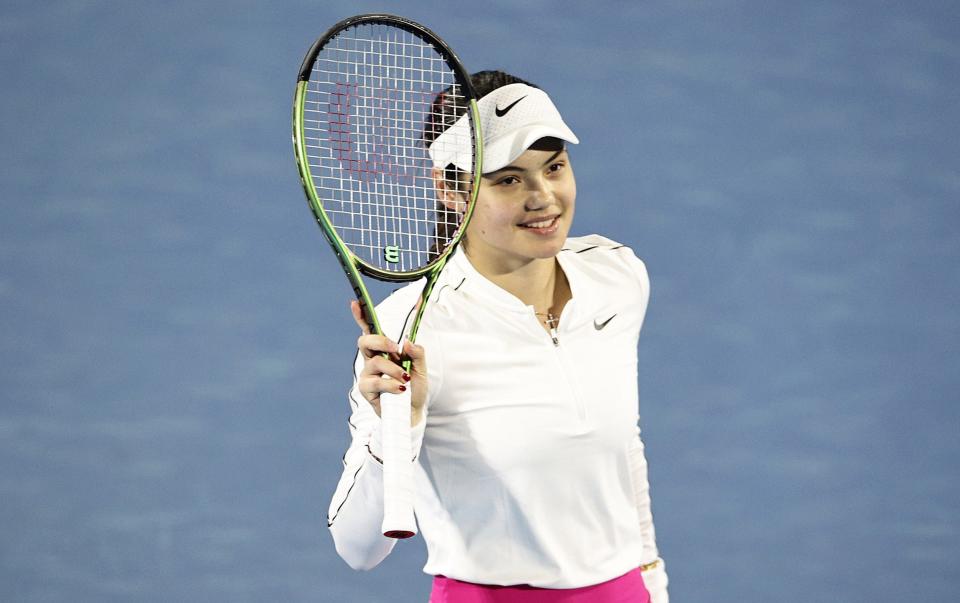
[463,247,566,313]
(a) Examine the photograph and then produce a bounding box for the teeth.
[523,217,556,228]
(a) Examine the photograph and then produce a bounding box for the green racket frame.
[291,13,482,346]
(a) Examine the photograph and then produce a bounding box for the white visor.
[428,83,579,174]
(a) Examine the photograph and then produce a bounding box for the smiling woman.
[328,69,670,603]
[463,137,577,288]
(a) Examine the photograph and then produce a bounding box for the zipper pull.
[535,310,561,346]
[547,312,559,346]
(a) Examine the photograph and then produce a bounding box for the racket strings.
[302,23,474,274]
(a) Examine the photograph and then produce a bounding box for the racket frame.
[292,14,482,538]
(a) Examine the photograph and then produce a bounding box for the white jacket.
[328,235,669,601]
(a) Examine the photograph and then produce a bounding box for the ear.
[432,167,469,213]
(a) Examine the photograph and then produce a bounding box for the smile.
[518,215,561,234]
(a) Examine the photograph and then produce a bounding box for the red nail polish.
[398,384,407,392]
[402,373,411,382]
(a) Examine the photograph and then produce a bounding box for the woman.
[328,71,669,603]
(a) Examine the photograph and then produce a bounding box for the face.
[460,146,576,272]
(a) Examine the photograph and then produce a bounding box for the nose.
[523,176,553,211]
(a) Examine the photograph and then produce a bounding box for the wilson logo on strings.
[383,245,400,264]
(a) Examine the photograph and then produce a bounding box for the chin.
[530,236,568,259]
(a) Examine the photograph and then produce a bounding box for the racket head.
[293,14,482,283]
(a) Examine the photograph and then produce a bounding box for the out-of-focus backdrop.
[2,1,958,601]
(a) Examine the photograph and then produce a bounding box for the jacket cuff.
[641,558,669,603]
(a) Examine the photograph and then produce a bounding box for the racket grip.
[379,389,417,539]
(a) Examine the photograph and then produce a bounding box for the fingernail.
[402,373,411,382]
[398,384,407,392]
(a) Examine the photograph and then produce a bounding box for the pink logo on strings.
[326,82,427,184]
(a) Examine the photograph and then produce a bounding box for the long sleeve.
[629,433,669,602]
[326,354,395,570]
[326,352,427,570]
[326,279,433,569]
[620,242,669,601]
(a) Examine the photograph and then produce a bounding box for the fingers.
[358,373,409,399]
[357,356,411,405]
[398,340,427,415]
[363,354,410,384]
[400,340,426,376]
[357,334,401,361]
[349,300,427,414]
[351,298,398,356]
[401,339,425,361]
[351,300,405,363]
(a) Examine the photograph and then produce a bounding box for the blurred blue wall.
[1,1,957,601]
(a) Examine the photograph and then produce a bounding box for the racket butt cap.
[383,529,416,539]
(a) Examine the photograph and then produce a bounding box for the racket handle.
[380,389,417,539]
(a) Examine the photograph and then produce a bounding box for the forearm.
[628,435,661,559]
[327,386,427,569]
[327,451,396,570]
[629,434,669,602]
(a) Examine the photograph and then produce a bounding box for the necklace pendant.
[534,309,560,345]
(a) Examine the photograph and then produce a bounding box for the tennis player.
[328,71,669,603]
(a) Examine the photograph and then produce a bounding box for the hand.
[350,300,427,426]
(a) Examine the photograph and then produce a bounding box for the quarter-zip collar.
[439,242,608,332]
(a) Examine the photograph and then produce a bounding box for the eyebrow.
[482,149,565,178]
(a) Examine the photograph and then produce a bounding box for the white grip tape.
[380,388,416,538]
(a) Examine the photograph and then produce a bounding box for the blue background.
[1,1,958,601]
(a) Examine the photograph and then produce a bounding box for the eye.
[546,161,565,174]
[496,175,520,186]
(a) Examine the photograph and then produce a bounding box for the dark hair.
[424,71,542,258]
[428,71,543,196]
[423,70,538,147]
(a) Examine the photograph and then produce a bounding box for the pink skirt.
[429,568,649,603]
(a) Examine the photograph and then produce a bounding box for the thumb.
[349,300,372,335]
[402,339,425,362]
[401,340,427,378]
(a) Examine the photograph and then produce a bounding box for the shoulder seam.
[561,243,626,254]
[435,276,466,305]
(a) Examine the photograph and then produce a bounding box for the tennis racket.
[292,14,482,539]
